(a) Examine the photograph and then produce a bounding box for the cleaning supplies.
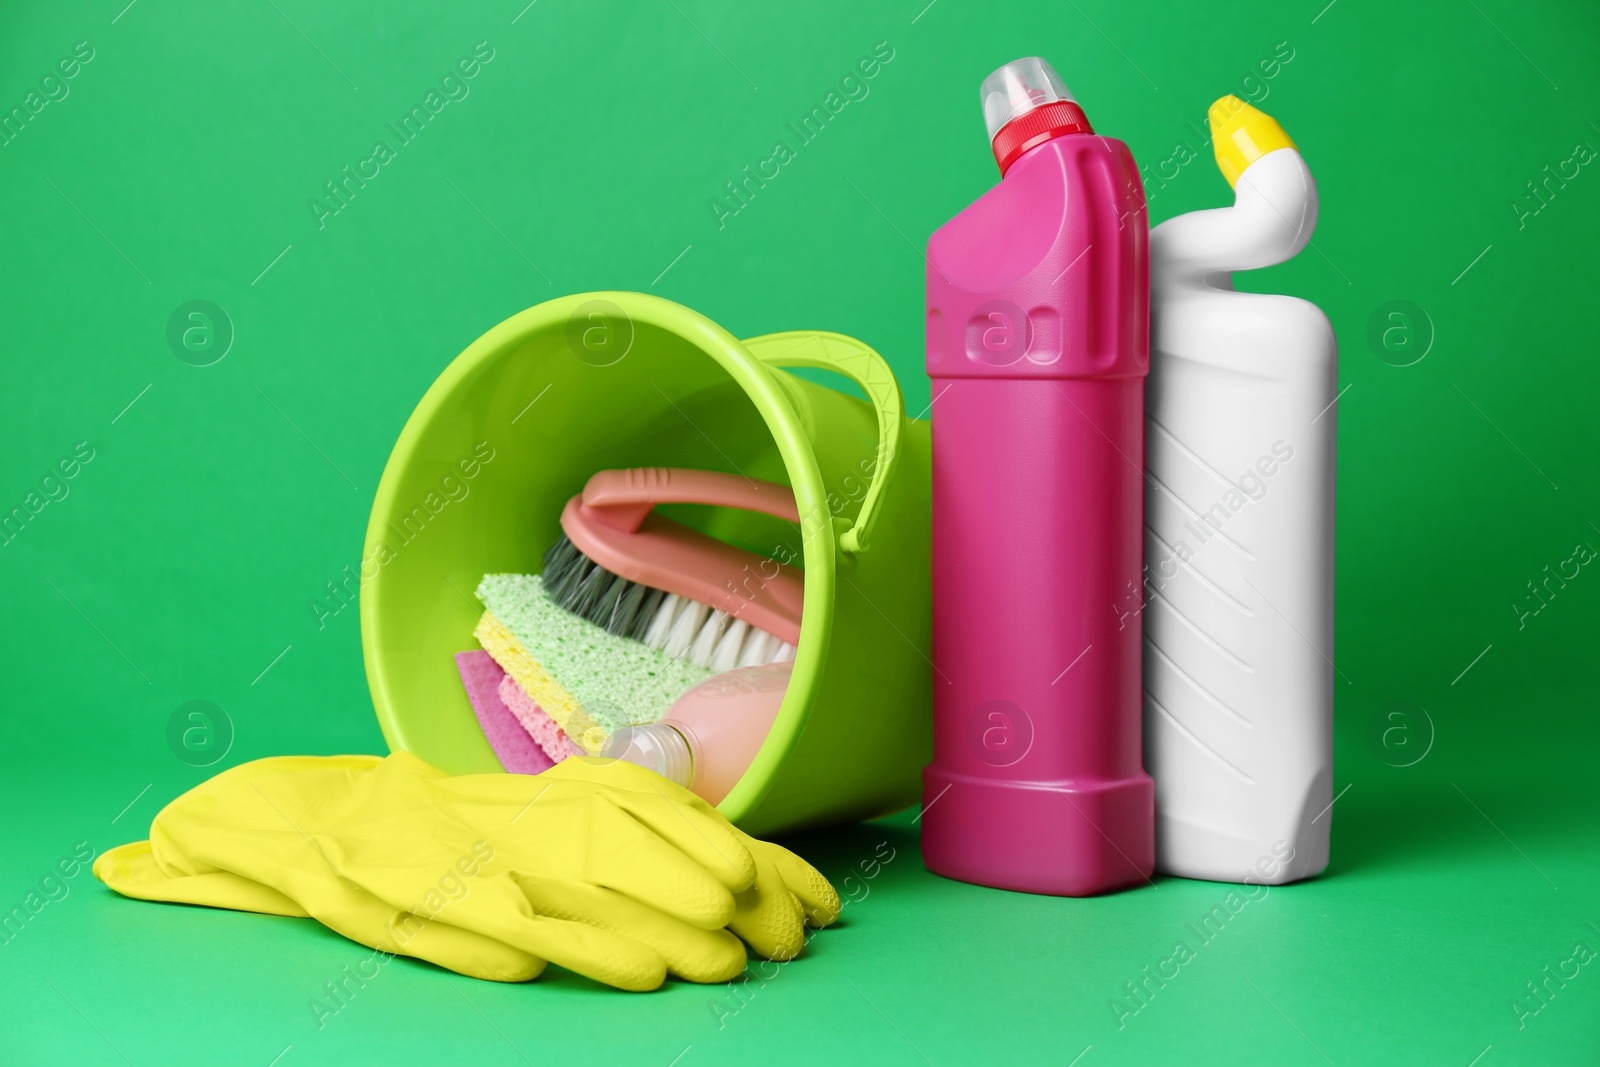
[365,304,933,838]
[922,57,1154,896]
[603,662,791,804]
[95,752,841,990]
[466,469,805,766]
[498,672,585,764]
[476,572,715,751]
[1144,96,1335,884]
[542,468,801,669]
[455,650,556,775]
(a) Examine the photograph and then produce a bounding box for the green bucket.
[360,292,931,836]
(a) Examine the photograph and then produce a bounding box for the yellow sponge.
[473,611,607,754]
[474,574,718,754]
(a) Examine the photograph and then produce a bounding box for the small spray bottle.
[922,58,1153,897]
[1143,97,1336,884]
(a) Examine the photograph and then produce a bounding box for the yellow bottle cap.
[1209,95,1296,188]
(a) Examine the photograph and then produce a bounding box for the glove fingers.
[538,758,758,891]
[265,876,544,983]
[602,787,758,893]
[584,799,737,929]
[483,908,668,991]
[744,837,841,928]
[95,841,309,917]
[516,873,747,984]
[727,848,808,962]
[367,908,547,984]
[393,870,667,990]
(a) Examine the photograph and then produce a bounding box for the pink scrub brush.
[540,468,802,671]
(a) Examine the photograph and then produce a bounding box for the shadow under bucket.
[360,292,931,836]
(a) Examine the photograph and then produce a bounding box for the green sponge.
[475,573,713,737]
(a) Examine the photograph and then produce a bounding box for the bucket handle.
[742,331,903,555]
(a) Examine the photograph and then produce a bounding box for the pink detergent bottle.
[922,58,1152,896]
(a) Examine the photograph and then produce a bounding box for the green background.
[2,0,1597,1063]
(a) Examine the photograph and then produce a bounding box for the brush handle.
[562,469,804,645]
[580,468,799,531]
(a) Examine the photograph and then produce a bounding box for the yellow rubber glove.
[96,752,838,991]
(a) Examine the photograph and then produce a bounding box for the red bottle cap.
[982,58,1094,175]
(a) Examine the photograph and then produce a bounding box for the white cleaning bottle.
[1143,96,1336,884]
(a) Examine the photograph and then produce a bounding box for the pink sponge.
[454,650,554,775]
[498,672,584,764]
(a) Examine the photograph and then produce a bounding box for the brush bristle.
[542,533,795,667]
